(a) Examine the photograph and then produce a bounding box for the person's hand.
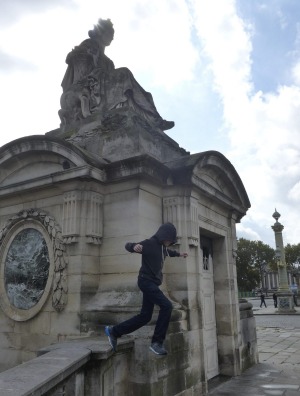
[180,252,188,258]
[133,244,143,253]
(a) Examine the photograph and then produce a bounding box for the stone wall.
[0,121,254,394]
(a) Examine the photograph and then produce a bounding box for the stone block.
[7,332,56,354]
[99,255,140,275]
[95,273,138,291]
[67,255,100,275]
[66,274,82,293]
[164,368,187,395]
[0,314,14,332]
[0,348,22,372]
[164,257,189,274]
[167,290,190,309]
[28,311,51,335]
[185,366,204,392]
[188,308,203,331]
[166,273,197,293]
[50,312,80,336]
[64,292,81,313]
[100,237,140,256]
[183,329,202,352]
[80,274,101,294]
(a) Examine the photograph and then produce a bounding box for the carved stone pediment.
[0,136,106,195]
[192,163,240,203]
[165,151,251,218]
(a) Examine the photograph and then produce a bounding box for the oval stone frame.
[0,220,54,321]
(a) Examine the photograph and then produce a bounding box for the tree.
[285,243,300,284]
[236,238,276,291]
[285,243,300,268]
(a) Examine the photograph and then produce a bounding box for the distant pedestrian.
[293,292,298,307]
[273,292,277,308]
[260,293,267,308]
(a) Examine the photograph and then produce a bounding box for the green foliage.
[236,238,276,291]
[285,243,300,273]
[236,238,300,291]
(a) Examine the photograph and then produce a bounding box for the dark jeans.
[112,277,173,344]
[260,300,267,307]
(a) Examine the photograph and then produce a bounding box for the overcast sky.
[0,0,299,248]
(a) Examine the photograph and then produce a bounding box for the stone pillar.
[239,299,258,371]
[271,209,295,313]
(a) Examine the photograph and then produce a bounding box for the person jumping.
[105,222,188,355]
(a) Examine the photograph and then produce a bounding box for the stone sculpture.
[59,19,174,132]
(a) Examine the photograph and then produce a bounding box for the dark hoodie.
[125,223,180,285]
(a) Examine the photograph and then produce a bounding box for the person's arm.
[125,242,144,253]
[167,248,188,258]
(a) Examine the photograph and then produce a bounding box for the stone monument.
[0,18,256,395]
[271,209,295,313]
[58,19,174,134]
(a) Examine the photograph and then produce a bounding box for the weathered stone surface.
[48,108,189,163]
[0,17,255,396]
[58,19,174,134]
[0,128,253,394]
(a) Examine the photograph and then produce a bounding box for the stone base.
[277,292,296,313]
[239,299,259,371]
[46,108,189,163]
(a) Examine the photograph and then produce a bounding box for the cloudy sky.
[0,0,299,248]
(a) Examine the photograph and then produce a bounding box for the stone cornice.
[0,165,105,197]
[0,135,108,168]
[104,154,170,184]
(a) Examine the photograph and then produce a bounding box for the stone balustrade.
[0,337,134,396]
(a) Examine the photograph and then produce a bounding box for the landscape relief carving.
[0,209,68,319]
[5,228,50,310]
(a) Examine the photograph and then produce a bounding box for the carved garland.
[0,209,68,312]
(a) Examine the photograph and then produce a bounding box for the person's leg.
[151,294,173,344]
[137,279,173,345]
[105,278,172,355]
[112,289,154,338]
[105,282,154,351]
[152,296,173,344]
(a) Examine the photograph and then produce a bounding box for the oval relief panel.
[5,228,50,310]
[0,221,54,321]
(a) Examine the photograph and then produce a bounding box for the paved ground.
[208,300,300,395]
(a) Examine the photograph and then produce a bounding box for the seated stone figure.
[59,19,174,132]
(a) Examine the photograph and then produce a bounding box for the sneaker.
[149,342,167,355]
[105,326,117,352]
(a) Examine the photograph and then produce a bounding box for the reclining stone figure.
[59,19,174,132]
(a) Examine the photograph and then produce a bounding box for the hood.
[153,222,177,244]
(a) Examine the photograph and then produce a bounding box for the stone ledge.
[38,336,134,360]
[0,337,134,396]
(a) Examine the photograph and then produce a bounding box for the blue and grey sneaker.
[105,326,118,352]
[149,342,167,355]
